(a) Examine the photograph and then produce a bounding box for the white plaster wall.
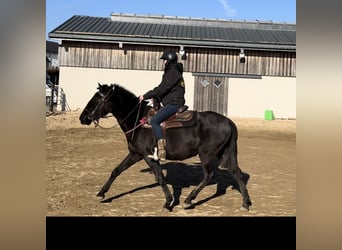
[59,66,295,119]
[227,76,296,119]
[59,67,194,111]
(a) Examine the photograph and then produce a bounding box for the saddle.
[143,105,197,136]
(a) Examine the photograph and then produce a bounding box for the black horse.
[79,83,252,211]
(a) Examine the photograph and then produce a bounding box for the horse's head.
[79,83,115,125]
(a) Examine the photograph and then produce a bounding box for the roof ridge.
[109,12,296,28]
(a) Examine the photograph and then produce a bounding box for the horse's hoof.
[162,205,172,212]
[96,192,105,199]
[182,202,193,209]
[161,207,171,212]
[239,206,249,212]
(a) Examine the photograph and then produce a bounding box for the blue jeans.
[150,104,179,141]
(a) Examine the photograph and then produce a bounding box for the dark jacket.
[143,62,185,107]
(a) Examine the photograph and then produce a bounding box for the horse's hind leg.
[183,156,216,209]
[97,152,142,199]
[232,168,252,211]
[221,159,252,211]
[220,130,252,211]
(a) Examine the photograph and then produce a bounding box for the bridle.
[86,89,113,127]
[86,87,145,139]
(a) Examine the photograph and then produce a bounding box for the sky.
[46,0,296,40]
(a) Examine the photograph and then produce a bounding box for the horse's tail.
[218,119,238,170]
[218,119,251,208]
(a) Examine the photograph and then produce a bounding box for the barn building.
[48,13,296,119]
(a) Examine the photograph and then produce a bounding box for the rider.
[139,50,185,161]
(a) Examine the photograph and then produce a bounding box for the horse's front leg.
[97,152,142,199]
[144,157,175,211]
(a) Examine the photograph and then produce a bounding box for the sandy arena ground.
[46,110,296,216]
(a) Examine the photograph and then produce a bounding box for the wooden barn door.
[193,75,229,116]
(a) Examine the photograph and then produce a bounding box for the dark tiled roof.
[49,13,296,51]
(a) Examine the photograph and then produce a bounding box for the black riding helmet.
[160,51,178,62]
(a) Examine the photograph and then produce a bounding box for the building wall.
[228,76,296,119]
[57,41,296,118]
[59,66,295,119]
[59,67,195,111]
[59,41,296,77]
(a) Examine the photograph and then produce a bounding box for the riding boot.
[157,139,166,161]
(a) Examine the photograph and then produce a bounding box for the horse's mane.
[113,84,138,100]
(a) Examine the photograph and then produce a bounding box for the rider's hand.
[139,95,144,103]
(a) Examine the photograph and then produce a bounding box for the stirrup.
[147,147,159,161]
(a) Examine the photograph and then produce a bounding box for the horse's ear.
[110,84,116,92]
[98,82,102,87]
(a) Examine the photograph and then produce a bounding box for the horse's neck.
[114,101,145,130]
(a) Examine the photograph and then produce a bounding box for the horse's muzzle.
[79,113,93,125]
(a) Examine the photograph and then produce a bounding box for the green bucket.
[264,110,274,120]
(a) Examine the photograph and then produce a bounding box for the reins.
[93,115,117,129]
[125,102,148,140]
[93,101,140,128]
[92,96,146,139]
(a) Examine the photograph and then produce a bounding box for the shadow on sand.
[101,161,249,210]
